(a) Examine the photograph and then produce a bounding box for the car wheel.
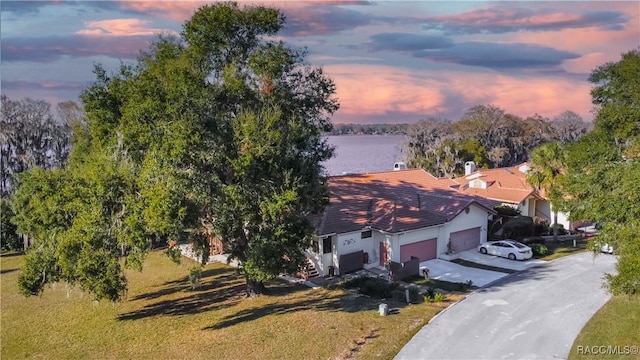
[508,253,516,260]
[480,247,488,254]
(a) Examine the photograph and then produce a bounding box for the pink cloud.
[324,64,593,123]
[325,64,445,118]
[117,2,200,22]
[77,19,176,37]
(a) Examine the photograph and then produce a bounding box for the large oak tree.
[13,2,338,300]
[562,48,640,295]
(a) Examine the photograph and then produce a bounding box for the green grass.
[569,295,640,360]
[537,239,589,261]
[1,250,451,360]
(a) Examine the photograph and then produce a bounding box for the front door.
[379,242,389,266]
[321,236,334,275]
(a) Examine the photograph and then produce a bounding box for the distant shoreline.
[325,123,410,136]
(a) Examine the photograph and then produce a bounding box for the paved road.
[396,252,617,359]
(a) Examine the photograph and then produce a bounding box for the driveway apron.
[395,252,617,359]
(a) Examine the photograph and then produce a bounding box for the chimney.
[465,161,476,175]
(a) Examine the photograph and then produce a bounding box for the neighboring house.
[308,169,497,277]
[451,162,571,231]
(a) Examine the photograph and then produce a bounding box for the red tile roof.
[452,163,541,204]
[316,169,497,236]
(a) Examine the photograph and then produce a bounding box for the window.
[323,237,332,254]
[361,230,372,239]
[312,238,320,253]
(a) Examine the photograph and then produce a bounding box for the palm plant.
[526,141,566,242]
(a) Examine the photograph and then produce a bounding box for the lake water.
[323,135,406,176]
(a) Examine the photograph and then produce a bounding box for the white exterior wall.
[334,231,363,275]
[517,198,529,217]
[553,207,572,231]
[534,199,551,220]
[363,231,388,268]
[442,205,489,254]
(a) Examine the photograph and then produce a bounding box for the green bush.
[502,216,534,238]
[407,286,421,303]
[188,267,202,289]
[344,276,398,298]
[494,204,521,217]
[433,292,447,302]
[343,276,370,289]
[530,243,549,257]
[533,223,548,236]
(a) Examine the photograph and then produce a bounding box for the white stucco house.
[451,162,571,231]
[307,169,497,277]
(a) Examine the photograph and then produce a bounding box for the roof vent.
[393,162,407,171]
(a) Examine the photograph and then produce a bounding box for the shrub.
[425,286,435,299]
[533,223,547,236]
[530,243,549,257]
[502,216,534,238]
[557,224,567,235]
[343,276,370,289]
[407,286,421,303]
[494,204,521,217]
[188,267,202,289]
[433,292,447,302]
[344,276,398,298]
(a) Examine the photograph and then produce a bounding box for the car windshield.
[511,242,526,248]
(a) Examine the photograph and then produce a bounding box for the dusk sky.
[2,1,639,124]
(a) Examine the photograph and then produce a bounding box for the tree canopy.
[403,105,589,177]
[12,2,338,300]
[561,48,640,295]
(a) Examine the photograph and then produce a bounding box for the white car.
[478,240,533,260]
[601,244,615,254]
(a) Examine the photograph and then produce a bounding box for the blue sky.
[2,1,639,124]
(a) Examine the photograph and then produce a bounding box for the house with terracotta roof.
[308,169,497,277]
[451,162,570,230]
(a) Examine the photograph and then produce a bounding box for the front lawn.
[536,238,589,261]
[569,295,640,359]
[1,250,450,359]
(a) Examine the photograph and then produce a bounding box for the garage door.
[450,227,481,253]
[400,238,437,263]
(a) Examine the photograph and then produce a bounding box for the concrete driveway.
[419,259,508,288]
[396,252,617,359]
[457,248,546,271]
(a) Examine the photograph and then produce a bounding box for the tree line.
[403,106,591,177]
[327,123,409,135]
[0,95,83,198]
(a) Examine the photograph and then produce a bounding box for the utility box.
[328,266,335,277]
[379,303,388,316]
